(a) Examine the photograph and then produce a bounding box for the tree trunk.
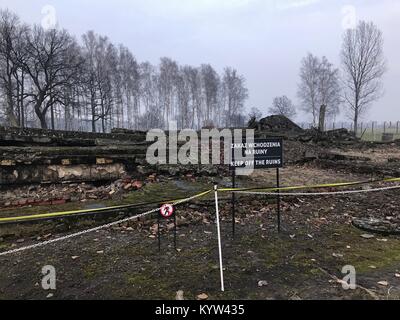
[20,73,25,128]
[37,111,48,129]
[91,116,96,133]
[101,110,105,133]
[6,88,18,127]
[91,93,96,133]
[51,105,55,130]
[5,61,18,127]
[34,98,47,129]
[353,109,359,137]
[318,105,327,132]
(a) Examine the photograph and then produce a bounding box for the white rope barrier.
[0,192,205,257]
[0,208,158,257]
[1,184,398,257]
[233,185,400,197]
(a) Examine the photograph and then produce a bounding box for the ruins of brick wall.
[0,127,150,185]
[0,120,372,186]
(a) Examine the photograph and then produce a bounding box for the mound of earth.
[250,115,304,133]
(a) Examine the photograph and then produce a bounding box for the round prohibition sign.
[160,204,175,218]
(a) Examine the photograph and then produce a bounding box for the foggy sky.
[0,0,399,122]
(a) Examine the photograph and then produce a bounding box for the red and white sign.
[160,204,174,218]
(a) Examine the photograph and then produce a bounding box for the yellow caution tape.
[0,203,141,223]
[380,177,400,183]
[219,177,400,193]
[0,190,212,224]
[1,176,399,224]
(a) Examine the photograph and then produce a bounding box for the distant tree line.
[0,9,248,132]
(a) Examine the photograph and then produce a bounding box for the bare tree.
[11,23,29,128]
[119,45,140,129]
[298,53,341,127]
[247,107,262,121]
[317,56,342,127]
[341,21,386,134]
[139,61,164,130]
[298,53,320,125]
[185,66,202,129]
[176,66,192,129]
[21,26,82,129]
[158,57,178,128]
[81,31,124,132]
[95,38,117,133]
[0,9,23,126]
[139,62,157,113]
[200,64,219,125]
[222,67,248,127]
[269,96,296,119]
[247,107,263,127]
[81,30,99,132]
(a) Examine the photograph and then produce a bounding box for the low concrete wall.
[0,163,126,185]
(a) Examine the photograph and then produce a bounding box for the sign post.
[231,170,236,238]
[230,138,284,233]
[173,211,177,250]
[276,167,281,233]
[157,214,161,251]
[158,204,177,251]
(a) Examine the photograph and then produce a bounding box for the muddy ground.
[1,144,400,300]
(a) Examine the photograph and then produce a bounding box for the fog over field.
[1,0,399,122]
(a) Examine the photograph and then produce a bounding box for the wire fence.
[299,121,400,142]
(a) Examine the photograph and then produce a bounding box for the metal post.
[231,170,236,238]
[157,215,161,252]
[174,211,177,250]
[276,168,281,233]
[214,184,225,292]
